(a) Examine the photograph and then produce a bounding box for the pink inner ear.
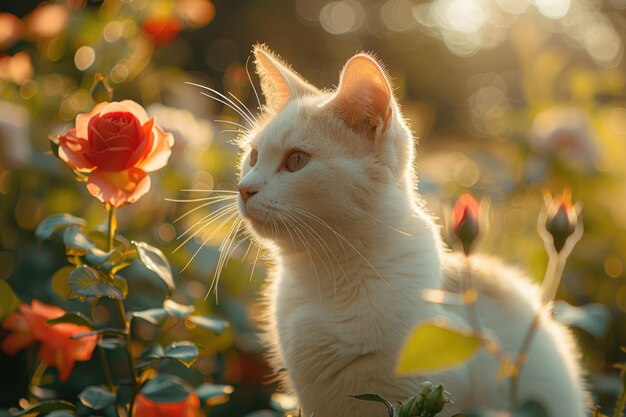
[331,55,392,136]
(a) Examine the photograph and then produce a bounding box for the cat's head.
[237,45,416,248]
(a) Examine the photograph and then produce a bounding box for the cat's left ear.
[329,54,393,138]
[253,44,320,112]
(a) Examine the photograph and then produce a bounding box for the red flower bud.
[545,190,577,253]
[452,193,480,255]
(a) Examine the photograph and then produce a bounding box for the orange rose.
[1,300,97,381]
[58,100,174,207]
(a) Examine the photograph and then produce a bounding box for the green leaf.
[0,280,20,320]
[134,241,175,292]
[349,394,394,417]
[14,400,76,416]
[51,266,74,301]
[140,374,194,403]
[140,344,165,360]
[63,226,97,253]
[47,312,93,328]
[163,341,199,367]
[112,275,128,298]
[98,338,124,350]
[78,386,116,411]
[71,328,127,339]
[68,266,124,300]
[46,412,76,417]
[186,315,229,334]
[196,384,234,403]
[132,308,170,326]
[36,214,86,240]
[163,299,194,318]
[395,323,481,375]
[83,249,118,267]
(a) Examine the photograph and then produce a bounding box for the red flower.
[452,193,480,255]
[1,300,97,381]
[57,100,174,207]
[142,15,181,46]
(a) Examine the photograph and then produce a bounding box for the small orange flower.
[57,100,174,207]
[1,300,97,381]
[452,193,480,255]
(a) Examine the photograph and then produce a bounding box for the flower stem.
[463,256,481,335]
[614,364,626,417]
[98,345,115,392]
[28,360,47,402]
[106,205,136,417]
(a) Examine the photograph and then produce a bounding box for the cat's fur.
[235,45,589,416]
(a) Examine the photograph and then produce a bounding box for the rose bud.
[452,193,480,255]
[545,190,577,253]
[90,73,113,103]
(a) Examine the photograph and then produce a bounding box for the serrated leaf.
[164,342,198,367]
[163,299,194,318]
[68,266,124,300]
[78,386,115,411]
[0,280,20,320]
[132,308,169,326]
[134,241,175,292]
[47,312,93,328]
[349,394,394,417]
[51,266,74,301]
[14,400,76,416]
[186,315,229,334]
[36,214,86,240]
[395,323,481,375]
[63,227,97,253]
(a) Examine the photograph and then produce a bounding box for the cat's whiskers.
[169,196,239,223]
[281,214,322,302]
[207,216,244,301]
[245,55,263,113]
[186,82,257,127]
[182,211,239,273]
[288,205,388,286]
[175,202,239,246]
[284,212,343,293]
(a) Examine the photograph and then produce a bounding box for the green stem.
[28,360,47,402]
[98,345,115,392]
[106,205,136,417]
[614,366,626,417]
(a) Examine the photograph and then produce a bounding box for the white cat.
[234,45,589,417]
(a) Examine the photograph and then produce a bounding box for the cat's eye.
[249,148,258,167]
[285,150,311,172]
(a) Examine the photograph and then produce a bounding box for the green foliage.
[0,280,20,320]
[134,241,175,293]
[350,381,451,417]
[395,323,481,375]
[35,214,87,240]
[68,266,125,300]
[78,386,116,411]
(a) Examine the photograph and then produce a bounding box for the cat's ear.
[253,44,319,111]
[329,54,392,137]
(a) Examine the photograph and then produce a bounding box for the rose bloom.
[58,100,174,207]
[452,193,480,255]
[1,300,97,381]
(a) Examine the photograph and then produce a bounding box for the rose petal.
[29,300,66,320]
[86,168,151,208]
[100,100,150,125]
[39,342,75,382]
[76,101,109,140]
[125,118,154,169]
[138,122,174,172]
[58,129,96,171]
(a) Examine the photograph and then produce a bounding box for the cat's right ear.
[253,44,319,112]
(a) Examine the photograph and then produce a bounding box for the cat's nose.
[239,186,257,203]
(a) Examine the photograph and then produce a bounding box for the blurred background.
[0,0,625,415]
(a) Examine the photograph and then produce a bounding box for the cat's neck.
[274,188,443,298]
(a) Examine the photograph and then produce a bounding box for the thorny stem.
[106,205,136,417]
